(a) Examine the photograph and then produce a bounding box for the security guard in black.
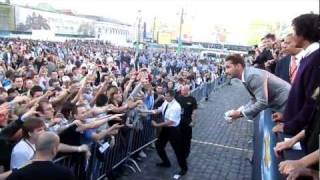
[176,85,197,158]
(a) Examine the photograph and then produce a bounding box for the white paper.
[224,110,233,123]
[99,142,110,153]
[284,138,302,150]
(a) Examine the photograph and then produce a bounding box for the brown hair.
[36,99,50,113]
[22,117,45,138]
[225,54,245,67]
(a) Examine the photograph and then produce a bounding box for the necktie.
[163,103,169,120]
[289,56,298,84]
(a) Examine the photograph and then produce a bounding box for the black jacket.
[275,55,291,83]
[254,48,273,69]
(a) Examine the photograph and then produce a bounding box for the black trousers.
[179,123,192,158]
[156,126,188,171]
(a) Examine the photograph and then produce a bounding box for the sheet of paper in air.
[284,138,302,150]
[99,142,110,153]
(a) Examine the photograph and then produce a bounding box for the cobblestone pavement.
[118,80,253,180]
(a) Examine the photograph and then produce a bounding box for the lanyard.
[23,139,36,157]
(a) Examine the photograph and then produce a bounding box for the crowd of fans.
[248,13,319,180]
[0,10,318,180]
[0,37,223,179]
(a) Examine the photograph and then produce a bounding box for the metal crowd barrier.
[53,75,228,180]
[190,75,228,102]
[53,153,88,180]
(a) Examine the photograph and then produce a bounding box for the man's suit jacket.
[242,66,291,119]
[283,48,320,135]
[275,55,291,83]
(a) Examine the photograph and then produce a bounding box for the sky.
[9,0,320,45]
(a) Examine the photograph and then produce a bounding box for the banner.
[253,109,282,180]
[15,6,96,36]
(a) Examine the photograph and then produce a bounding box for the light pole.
[137,10,142,44]
[152,16,156,43]
[177,8,184,55]
[135,10,142,70]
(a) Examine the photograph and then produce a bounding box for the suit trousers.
[179,123,192,158]
[156,126,188,171]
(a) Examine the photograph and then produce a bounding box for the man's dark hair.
[96,94,108,107]
[36,99,50,113]
[60,102,74,120]
[264,33,276,41]
[22,117,45,138]
[71,104,86,117]
[165,90,175,97]
[101,74,110,84]
[30,85,43,97]
[225,54,245,67]
[7,88,16,95]
[50,70,58,75]
[292,13,320,42]
[5,70,15,79]
[14,75,23,80]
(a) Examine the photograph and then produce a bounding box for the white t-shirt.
[10,139,36,169]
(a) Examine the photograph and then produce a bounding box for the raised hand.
[22,103,40,119]
[12,95,30,104]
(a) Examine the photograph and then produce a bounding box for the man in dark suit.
[274,34,303,83]
[275,55,290,82]
[272,13,320,135]
[253,34,275,69]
